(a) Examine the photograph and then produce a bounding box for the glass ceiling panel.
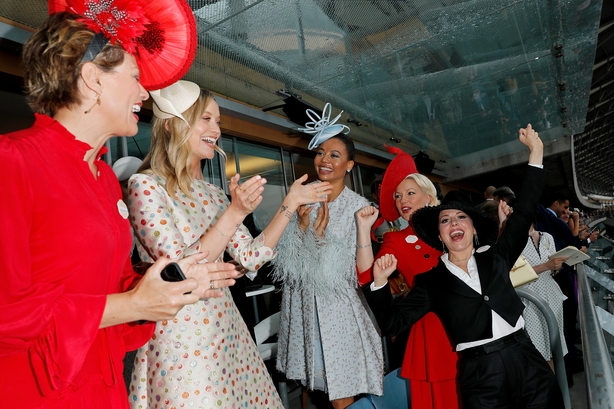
[0,0,601,176]
[186,0,601,171]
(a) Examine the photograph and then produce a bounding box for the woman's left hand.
[497,200,513,225]
[355,205,379,231]
[228,173,266,217]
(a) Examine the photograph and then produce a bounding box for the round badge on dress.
[476,245,491,253]
[405,235,418,243]
[117,199,129,219]
[415,245,421,250]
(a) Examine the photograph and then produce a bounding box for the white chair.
[254,311,280,361]
[254,312,291,408]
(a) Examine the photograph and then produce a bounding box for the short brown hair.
[22,12,125,116]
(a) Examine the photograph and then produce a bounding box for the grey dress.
[272,187,384,400]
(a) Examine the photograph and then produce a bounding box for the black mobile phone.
[161,262,187,282]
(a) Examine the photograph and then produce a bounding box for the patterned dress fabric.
[272,187,384,401]
[519,232,568,360]
[127,173,283,409]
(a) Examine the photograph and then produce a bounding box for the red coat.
[0,115,154,408]
[359,225,460,408]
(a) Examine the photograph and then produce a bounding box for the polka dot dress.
[127,174,283,409]
[519,232,568,360]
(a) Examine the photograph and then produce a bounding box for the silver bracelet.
[214,224,231,237]
[356,243,372,248]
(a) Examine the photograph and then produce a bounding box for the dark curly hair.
[22,12,126,116]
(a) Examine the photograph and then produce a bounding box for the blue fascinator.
[298,103,350,150]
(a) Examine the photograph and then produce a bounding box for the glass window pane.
[359,166,383,204]
[235,140,285,231]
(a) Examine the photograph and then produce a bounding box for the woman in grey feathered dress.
[272,133,384,409]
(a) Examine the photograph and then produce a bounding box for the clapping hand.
[286,174,332,207]
[313,201,329,238]
[228,174,266,217]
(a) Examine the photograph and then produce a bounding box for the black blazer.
[535,204,581,251]
[364,165,549,345]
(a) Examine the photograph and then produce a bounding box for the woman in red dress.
[356,147,461,409]
[0,3,239,408]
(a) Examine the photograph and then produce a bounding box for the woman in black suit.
[364,124,564,409]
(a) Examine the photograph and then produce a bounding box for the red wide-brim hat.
[379,145,418,222]
[49,0,197,91]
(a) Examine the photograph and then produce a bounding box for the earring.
[347,169,351,173]
[84,93,101,114]
[441,239,447,253]
[474,234,479,246]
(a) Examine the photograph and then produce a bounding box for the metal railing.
[577,262,614,409]
[516,287,571,409]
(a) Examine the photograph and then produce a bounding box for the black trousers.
[459,330,564,409]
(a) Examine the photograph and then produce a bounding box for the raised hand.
[518,123,543,165]
[373,254,397,287]
[356,205,380,232]
[497,200,513,226]
[228,173,266,217]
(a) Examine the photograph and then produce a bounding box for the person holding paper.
[519,223,569,371]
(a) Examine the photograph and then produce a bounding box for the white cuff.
[370,281,388,291]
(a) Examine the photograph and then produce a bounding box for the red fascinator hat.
[379,145,418,222]
[49,0,197,90]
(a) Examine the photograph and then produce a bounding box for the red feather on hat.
[48,0,197,90]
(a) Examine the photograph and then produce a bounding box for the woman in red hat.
[0,2,240,408]
[356,147,461,409]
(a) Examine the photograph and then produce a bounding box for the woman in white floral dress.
[519,223,569,371]
[126,81,332,409]
[273,132,384,409]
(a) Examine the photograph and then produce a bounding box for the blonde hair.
[22,12,125,116]
[405,173,440,206]
[139,89,226,199]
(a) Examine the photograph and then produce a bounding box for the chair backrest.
[348,396,376,408]
[254,311,281,346]
[253,311,281,362]
[368,368,410,409]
